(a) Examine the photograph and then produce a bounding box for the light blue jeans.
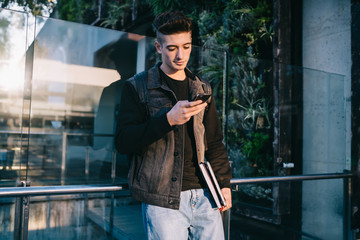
[142,188,224,240]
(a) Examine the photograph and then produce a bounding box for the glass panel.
[86,193,145,239]
[225,57,347,180]
[0,8,28,186]
[0,197,16,239]
[302,69,346,174]
[226,58,346,215]
[24,193,142,239]
[29,16,157,185]
[226,55,274,179]
[231,178,348,240]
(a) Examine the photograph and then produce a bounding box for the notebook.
[199,161,227,210]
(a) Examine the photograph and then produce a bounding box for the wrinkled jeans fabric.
[142,188,224,240]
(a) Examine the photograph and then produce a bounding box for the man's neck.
[160,64,186,81]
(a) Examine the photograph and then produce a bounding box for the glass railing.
[0,196,16,239]
[29,16,127,186]
[230,175,351,240]
[302,68,347,174]
[0,8,28,186]
[0,7,351,240]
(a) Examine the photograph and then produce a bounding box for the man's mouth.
[175,61,185,65]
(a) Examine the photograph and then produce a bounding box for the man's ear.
[155,40,162,54]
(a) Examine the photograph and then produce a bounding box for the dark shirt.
[159,70,206,191]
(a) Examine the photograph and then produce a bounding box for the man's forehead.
[159,32,192,45]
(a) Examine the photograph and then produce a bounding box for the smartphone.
[192,93,211,103]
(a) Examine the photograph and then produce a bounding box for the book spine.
[199,162,222,209]
[205,162,227,207]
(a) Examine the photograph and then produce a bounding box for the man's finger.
[188,100,203,106]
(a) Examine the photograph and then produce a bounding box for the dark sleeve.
[204,95,232,188]
[114,81,173,154]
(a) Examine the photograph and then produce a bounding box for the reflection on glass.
[303,69,346,174]
[231,178,347,240]
[233,182,273,209]
[0,197,16,239]
[27,16,158,186]
[23,195,135,239]
[225,56,274,180]
[0,8,27,185]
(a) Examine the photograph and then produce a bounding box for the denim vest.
[127,64,210,209]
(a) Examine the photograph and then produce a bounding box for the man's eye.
[184,44,191,49]
[168,47,176,51]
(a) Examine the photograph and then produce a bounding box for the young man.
[115,11,232,240]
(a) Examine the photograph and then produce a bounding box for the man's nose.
[177,48,184,59]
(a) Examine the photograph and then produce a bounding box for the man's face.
[155,31,192,75]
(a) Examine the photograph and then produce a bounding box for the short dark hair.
[153,11,192,37]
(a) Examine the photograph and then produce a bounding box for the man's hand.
[166,100,207,126]
[221,188,232,212]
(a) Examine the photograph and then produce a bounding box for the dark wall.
[351,0,360,231]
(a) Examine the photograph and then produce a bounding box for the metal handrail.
[230,172,353,185]
[0,130,115,137]
[0,172,352,198]
[0,184,124,197]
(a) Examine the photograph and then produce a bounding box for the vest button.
[174,152,179,156]
[171,177,177,182]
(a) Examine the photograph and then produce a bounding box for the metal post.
[344,171,352,240]
[14,181,30,240]
[84,146,90,231]
[221,50,232,236]
[110,151,117,237]
[222,209,231,240]
[61,132,67,185]
[111,151,116,182]
[85,147,90,182]
[222,51,229,148]
[109,193,115,237]
[46,197,51,230]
